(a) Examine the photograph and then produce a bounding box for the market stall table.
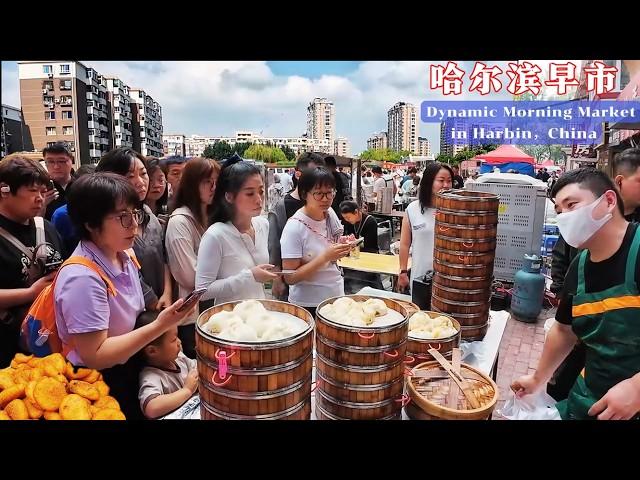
[338,252,410,290]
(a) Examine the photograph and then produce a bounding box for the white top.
[405,200,436,286]
[280,208,344,307]
[279,173,293,193]
[373,176,389,197]
[196,216,269,305]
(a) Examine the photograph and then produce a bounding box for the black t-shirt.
[556,223,640,325]
[284,193,304,220]
[453,174,464,189]
[45,178,74,221]
[343,214,379,253]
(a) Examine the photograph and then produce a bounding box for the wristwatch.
[400,269,408,275]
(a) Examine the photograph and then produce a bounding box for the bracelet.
[400,269,408,275]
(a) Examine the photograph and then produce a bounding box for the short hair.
[160,156,188,175]
[408,167,418,174]
[296,152,325,171]
[614,148,640,177]
[372,166,383,175]
[75,164,96,177]
[297,167,336,204]
[135,310,164,350]
[42,142,73,160]
[0,155,50,192]
[339,200,359,214]
[67,172,140,240]
[324,156,337,168]
[551,167,624,216]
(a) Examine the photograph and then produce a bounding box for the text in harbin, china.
[429,61,618,97]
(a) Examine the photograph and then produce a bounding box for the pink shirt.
[54,240,145,366]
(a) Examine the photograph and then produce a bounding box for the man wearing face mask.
[548,148,640,401]
[513,168,640,420]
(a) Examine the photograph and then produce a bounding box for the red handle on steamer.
[384,349,399,358]
[358,331,375,339]
[211,370,233,387]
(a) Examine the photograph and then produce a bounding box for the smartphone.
[177,287,208,312]
[269,269,296,275]
[48,180,56,191]
[351,238,365,248]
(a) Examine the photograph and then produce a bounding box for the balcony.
[89,148,101,158]
[60,100,73,107]
[99,124,108,132]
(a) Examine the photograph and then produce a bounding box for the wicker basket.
[405,348,498,420]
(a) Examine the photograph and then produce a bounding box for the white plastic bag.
[496,391,561,420]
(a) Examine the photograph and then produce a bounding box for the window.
[87,100,94,107]
[60,80,72,90]
[45,111,55,120]
[46,127,57,136]
[43,81,54,90]
[62,111,72,120]
[60,64,70,74]
[63,126,73,136]
[43,65,53,74]
[114,120,119,126]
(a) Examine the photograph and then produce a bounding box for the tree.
[358,148,409,163]
[232,142,252,157]
[244,144,287,164]
[280,145,296,161]
[436,153,454,164]
[203,141,232,161]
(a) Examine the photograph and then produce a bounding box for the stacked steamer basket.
[314,296,409,420]
[432,189,499,341]
[196,300,314,420]
[405,311,461,367]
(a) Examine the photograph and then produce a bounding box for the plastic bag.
[460,341,487,365]
[496,391,561,420]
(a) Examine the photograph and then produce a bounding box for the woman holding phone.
[196,156,277,305]
[280,167,351,317]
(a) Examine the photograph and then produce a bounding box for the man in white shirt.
[279,169,294,193]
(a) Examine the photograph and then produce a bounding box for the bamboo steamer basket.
[406,312,461,365]
[435,235,497,253]
[433,272,493,290]
[315,295,409,419]
[433,258,494,279]
[431,283,491,303]
[459,322,490,341]
[435,189,500,213]
[434,247,495,266]
[202,399,311,420]
[315,402,401,420]
[435,221,498,239]
[431,306,490,341]
[196,299,314,420]
[431,293,491,316]
[405,348,498,420]
[435,209,499,226]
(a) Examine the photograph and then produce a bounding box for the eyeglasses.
[108,209,145,228]
[312,190,336,201]
[45,160,70,167]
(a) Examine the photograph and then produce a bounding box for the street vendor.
[513,168,640,420]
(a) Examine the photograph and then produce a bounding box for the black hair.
[339,200,359,214]
[42,142,73,159]
[613,148,640,177]
[408,167,417,174]
[75,164,96,177]
[146,157,169,212]
[210,160,263,224]
[96,147,147,177]
[372,166,382,175]
[418,162,454,213]
[292,152,325,189]
[67,172,140,241]
[0,155,50,192]
[135,310,164,351]
[324,156,337,168]
[550,167,624,216]
[297,167,336,205]
[174,157,220,229]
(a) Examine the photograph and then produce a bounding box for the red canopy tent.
[474,145,535,175]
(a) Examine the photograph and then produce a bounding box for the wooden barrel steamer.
[431,190,499,341]
[315,295,409,420]
[196,300,314,420]
[406,313,461,366]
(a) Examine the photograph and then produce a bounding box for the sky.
[2,60,561,155]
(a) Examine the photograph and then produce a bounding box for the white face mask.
[556,193,613,248]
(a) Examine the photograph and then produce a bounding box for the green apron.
[556,226,640,420]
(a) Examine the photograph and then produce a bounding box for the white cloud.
[3,60,560,155]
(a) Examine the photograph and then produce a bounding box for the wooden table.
[338,252,409,276]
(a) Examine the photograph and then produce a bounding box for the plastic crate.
[541,234,559,254]
[544,223,559,235]
[469,182,547,282]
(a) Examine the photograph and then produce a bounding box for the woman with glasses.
[144,157,169,219]
[56,173,196,419]
[97,148,173,313]
[280,167,352,317]
[165,157,220,358]
[196,157,278,305]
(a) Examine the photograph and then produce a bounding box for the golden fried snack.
[30,368,44,382]
[0,411,10,420]
[93,395,120,411]
[14,353,33,364]
[24,399,43,420]
[33,377,66,412]
[0,384,26,408]
[93,381,110,398]
[68,380,100,402]
[44,353,66,373]
[5,399,29,420]
[25,381,37,403]
[27,357,42,368]
[13,368,32,386]
[43,412,61,420]
[59,394,92,420]
[97,373,103,381]
[0,372,14,390]
[43,361,62,378]
[92,408,125,420]
[82,370,100,384]
[10,359,20,369]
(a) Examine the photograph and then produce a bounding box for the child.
[136,311,199,419]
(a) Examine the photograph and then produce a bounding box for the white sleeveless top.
[405,200,436,286]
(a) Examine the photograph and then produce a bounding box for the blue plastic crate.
[544,223,559,235]
[541,234,559,254]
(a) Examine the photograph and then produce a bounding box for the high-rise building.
[84,67,111,163]
[163,134,186,157]
[440,119,469,156]
[418,137,431,157]
[367,132,388,150]
[1,104,31,156]
[387,102,418,154]
[130,89,163,158]
[106,77,133,149]
[334,137,350,157]
[306,98,335,153]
